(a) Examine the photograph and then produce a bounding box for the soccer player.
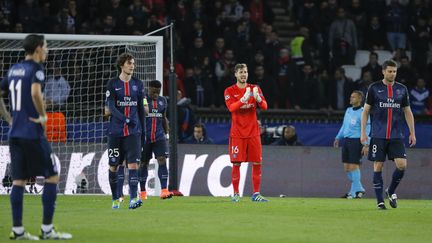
[138,80,173,200]
[106,53,146,209]
[0,34,72,240]
[361,60,416,210]
[224,63,268,202]
[334,91,370,199]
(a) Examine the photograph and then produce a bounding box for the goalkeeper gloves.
[253,87,262,103]
[240,87,251,103]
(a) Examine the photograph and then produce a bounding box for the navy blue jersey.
[0,60,45,139]
[145,95,167,143]
[106,77,145,137]
[365,81,409,139]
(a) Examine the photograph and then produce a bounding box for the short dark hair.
[116,53,134,69]
[352,90,364,101]
[382,60,397,70]
[149,80,162,88]
[23,34,45,55]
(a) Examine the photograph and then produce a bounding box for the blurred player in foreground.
[0,34,72,240]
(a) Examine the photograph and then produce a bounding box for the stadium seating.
[354,50,370,68]
[342,65,362,81]
[374,50,393,65]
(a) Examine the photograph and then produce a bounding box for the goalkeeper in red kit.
[224,63,268,202]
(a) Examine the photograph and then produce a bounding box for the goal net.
[0,33,163,195]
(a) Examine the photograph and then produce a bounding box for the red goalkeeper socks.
[232,164,240,194]
[252,164,262,193]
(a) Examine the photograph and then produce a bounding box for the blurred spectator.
[101,15,115,35]
[0,8,10,32]
[13,22,23,33]
[184,65,213,107]
[290,26,314,67]
[211,37,225,65]
[410,77,430,115]
[250,65,277,109]
[356,70,374,96]
[249,0,274,26]
[223,0,244,23]
[45,61,71,109]
[177,90,195,142]
[18,0,42,33]
[295,0,318,31]
[328,7,358,66]
[186,37,210,68]
[296,63,322,110]
[385,0,408,51]
[364,15,388,50]
[129,0,149,26]
[328,67,355,110]
[396,55,416,88]
[347,0,367,48]
[183,19,208,50]
[162,68,185,97]
[215,49,236,106]
[184,123,213,144]
[271,125,302,146]
[361,52,383,82]
[104,0,129,24]
[408,16,431,74]
[276,48,299,108]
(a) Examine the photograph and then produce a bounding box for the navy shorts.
[341,138,362,164]
[9,137,57,180]
[368,138,406,162]
[108,134,141,166]
[141,139,169,164]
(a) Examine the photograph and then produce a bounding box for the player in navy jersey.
[138,80,173,200]
[361,60,416,210]
[106,53,146,209]
[0,34,72,240]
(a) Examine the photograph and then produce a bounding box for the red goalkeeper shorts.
[228,136,262,163]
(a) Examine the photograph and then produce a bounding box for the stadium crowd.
[1,0,432,114]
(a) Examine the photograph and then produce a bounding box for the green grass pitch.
[1,195,431,242]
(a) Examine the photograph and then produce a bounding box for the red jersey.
[224,83,268,138]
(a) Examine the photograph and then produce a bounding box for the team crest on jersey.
[132,85,138,91]
[225,95,230,100]
[35,70,45,81]
[159,100,164,106]
[106,90,110,97]
[395,89,401,95]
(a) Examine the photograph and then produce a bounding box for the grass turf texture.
[1,195,431,242]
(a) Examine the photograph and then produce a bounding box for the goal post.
[0,33,163,195]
